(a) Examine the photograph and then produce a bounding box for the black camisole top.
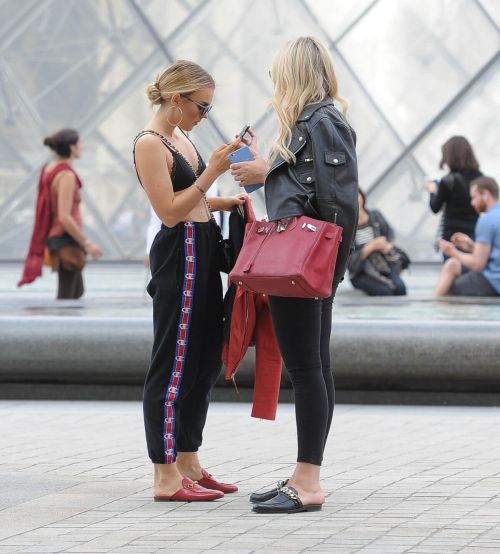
[133,129,206,192]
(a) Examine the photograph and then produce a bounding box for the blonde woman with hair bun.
[231,37,359,514]
[133,60,244,503]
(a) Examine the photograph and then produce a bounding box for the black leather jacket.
[265,99,359,289]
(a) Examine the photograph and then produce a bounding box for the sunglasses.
[180,93,212,117]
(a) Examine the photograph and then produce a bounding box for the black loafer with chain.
[249,479,287,503]
[252,485,323,514]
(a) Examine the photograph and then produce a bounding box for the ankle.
[154,463,183,485]
[176,462,203,479]
[288,477,322,494]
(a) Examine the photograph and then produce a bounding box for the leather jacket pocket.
[297,169,315,187]
[325,151,348,197]
[325,152,346,166]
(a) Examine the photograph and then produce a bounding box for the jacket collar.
[297,98,334,122]
[267,99,334,175]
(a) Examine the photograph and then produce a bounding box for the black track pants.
[268,291,335,466]
[144,221,223,464]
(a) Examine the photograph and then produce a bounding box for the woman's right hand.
[365,236,392,256]
[208,138,241,177]
[239,128,258,155]
[85,242,102,259]
[425,180,437,194]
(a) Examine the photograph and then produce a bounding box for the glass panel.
[339,0,499,142]
[0,0,498,261]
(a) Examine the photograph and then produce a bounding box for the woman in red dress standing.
[18,129,102,298]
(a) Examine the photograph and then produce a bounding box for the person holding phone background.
[231,37,358,514]
[133,60,245,502]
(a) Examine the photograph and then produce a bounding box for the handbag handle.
[242,222,275,272]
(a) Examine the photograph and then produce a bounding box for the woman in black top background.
[426,136,482,251]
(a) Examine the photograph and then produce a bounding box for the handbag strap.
[242,222,275,272]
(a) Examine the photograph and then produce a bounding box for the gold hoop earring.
[166,105,183,126]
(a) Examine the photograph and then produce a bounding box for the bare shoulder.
[57,169,77,188]
[135,132,172,164]
[135,132,166,154]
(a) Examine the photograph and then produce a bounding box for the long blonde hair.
[269,37,348,164]
[146,60,214,106]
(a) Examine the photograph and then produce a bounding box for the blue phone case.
[229,146,264,193]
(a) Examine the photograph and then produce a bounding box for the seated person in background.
[433,176,500,297]
[348,189,408,296]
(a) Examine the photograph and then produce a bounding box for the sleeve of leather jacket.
[347,247,364,276]
[309,116,358,224]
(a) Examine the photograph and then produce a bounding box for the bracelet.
[192,183,205,195]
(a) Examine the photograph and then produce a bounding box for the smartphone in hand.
[228,145,263,193]
[238,125,251,139]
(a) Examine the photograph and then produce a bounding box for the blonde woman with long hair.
[231,37,359,513]
[134,60,244,502]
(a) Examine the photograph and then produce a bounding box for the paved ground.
[2,401,500,553]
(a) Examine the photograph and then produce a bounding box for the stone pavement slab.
[1,401,500,553]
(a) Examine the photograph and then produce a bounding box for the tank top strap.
[44,162,81,188]
[133,130,182,188]
[133,129,178,155]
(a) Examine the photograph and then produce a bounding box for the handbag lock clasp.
[276,218,292,233]
[301,222,317,232]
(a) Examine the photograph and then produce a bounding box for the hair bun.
[43,136,54,149]
[146,82,163,105]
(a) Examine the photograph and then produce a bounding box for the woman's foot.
[176,452,203,481]
[176,452,238,493]
[197,469,238,493]
[153,463,185,498]
[252,483,324,514]
[153,461,223,500]
[249,479,288,503]
[154,477,224,502]
[252,463,325,513]
[286,479,325,506]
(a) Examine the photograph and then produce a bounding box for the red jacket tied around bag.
[222,198,282,421]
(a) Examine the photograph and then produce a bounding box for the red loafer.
[154,477,224,502]
[197,469,238,494]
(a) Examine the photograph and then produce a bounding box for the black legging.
[268,292,335,466]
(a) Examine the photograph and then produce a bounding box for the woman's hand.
[208,138,241,177]
[230,128,269,187]
[371,236,392,253]
[231,156,269,188]
[362,236,392,258]
[238,128,258,154]
[85,242,102,259]
[439,239,457,257]
[216,193,248,212]
[425,180,438,194]
[451,232,474,252]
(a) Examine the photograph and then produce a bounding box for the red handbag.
[229,215,342,298]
